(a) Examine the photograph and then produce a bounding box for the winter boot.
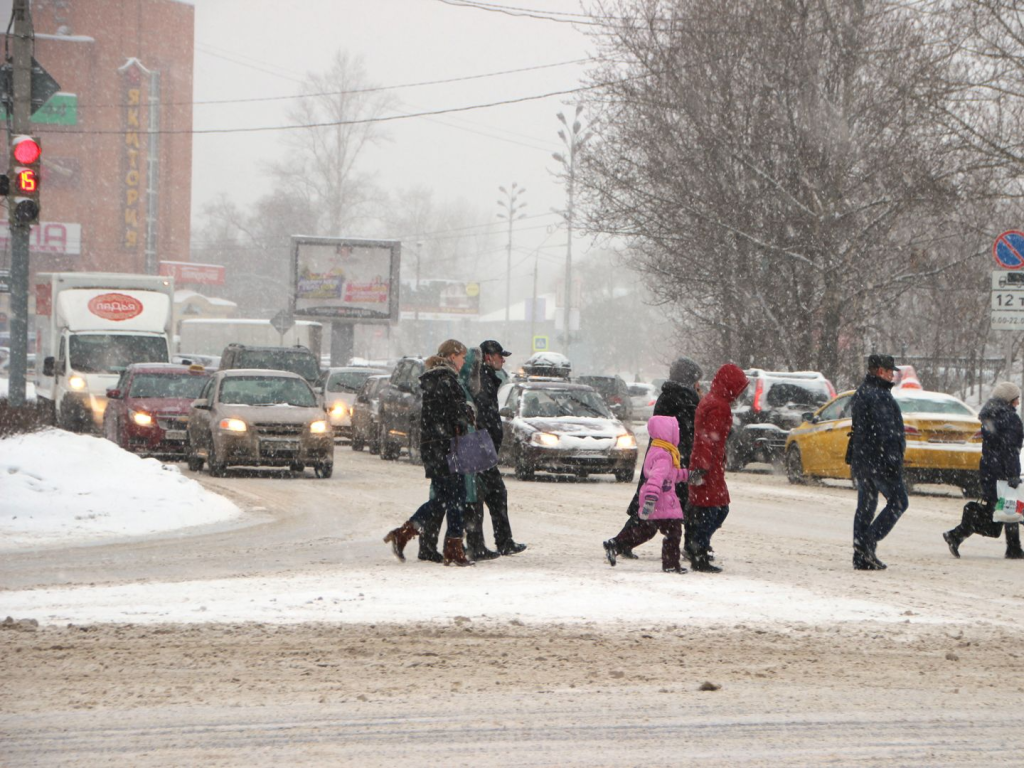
[603,539,617,567]
[496,541,527,556]
[943,530,963,559]
[618,547,639,560]
[443,537,475,567]
[383,521,420,563]
[690,550,722,573]
[417,549,444,563]
[853,545,884,571]
[1006,523,1024,559]
[663,565,688,574]
[867,542,887,569]
[468,547,501,561]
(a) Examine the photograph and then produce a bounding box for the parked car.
[103,363,211,459]
[315,366,388,441]
[515,351,573,380]
[496,377,638,482]
[185,369,334,478]
[784,388,982,496]
[377,356,426,462]
[218,343,321,384]
[350,374,391,453]
[628,382,658,422]
[576,374,634,426]
[727,369,835,470]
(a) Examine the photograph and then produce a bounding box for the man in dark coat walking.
[848,354,908,570]
[605,357,703,559]
[686,363,749,572]
[943,381,1024,559]
[464,339,527,558]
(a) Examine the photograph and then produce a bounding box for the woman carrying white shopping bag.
[943,381,1024,559]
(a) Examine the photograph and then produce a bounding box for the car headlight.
[131,410,153,427]
[616,433,637,450]
[531,431,559,447]
[309,420,329,434]
[219,418,247,432]
[330,404,346,418]
[68,375,86,390]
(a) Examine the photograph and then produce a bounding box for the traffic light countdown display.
[9,134,41,225]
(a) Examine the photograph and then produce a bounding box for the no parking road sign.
[993,230,1024,270]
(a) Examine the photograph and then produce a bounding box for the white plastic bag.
[993,480,1024,524]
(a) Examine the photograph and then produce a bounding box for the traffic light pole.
[7,0,33,408]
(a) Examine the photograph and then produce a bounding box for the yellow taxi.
[783,388,982,495]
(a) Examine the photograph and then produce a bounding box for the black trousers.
[613,519,682,569]
[465,465,516,552]
[949,500,1022,549]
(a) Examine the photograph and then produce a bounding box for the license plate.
[165,430,186,441]
[264,440,300,452]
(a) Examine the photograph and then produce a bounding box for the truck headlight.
[68,375,86,390]
[131,410,153,427]
[219,418,247,432]
[531,431,559,447]
[616,433,637,450]
[310,420,329,434]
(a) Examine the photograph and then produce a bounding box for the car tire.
[379,420,400,461]
[785,446,806,485]
[726,437,746,472]
[314,461,333,479]
[614,468,635,483]
[514,449,535,481]
[207,442,226,478]
[290,462,305,474]
[185,439,204,472]
[351,435,365,452]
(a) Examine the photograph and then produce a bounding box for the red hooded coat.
[687,364,749,507]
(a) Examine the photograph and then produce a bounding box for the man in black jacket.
[848,354,908,571]
[605,357,703,560]
[465,339,527,558]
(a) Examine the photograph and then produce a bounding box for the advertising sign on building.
[400,279,481,321]
[0,221,81,255]
[159,260,225,286]
[292,237,400,323]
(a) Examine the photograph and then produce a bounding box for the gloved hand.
[639,495,657,520]
[1009,476,1021,489]
[689,469,706,486]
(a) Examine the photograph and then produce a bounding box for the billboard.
[159,260,225,286]
[400,279,480,321]
[291,237,400,323]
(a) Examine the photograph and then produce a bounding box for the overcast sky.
[191,0,597,284]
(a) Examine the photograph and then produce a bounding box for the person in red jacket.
[686,363,749,572]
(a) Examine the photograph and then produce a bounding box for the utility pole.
[529,251,539,350]
[7,0,34,408]
[497,183,526,345]
[553,106,588,359]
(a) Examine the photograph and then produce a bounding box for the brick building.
[1,0,194,284]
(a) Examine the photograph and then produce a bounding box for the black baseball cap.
[480,339,511,357]
[867,354,896,371]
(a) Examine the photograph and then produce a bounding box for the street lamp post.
[497,183,527,345]
[552,105,588,359]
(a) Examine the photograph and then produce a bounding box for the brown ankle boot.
[443,537,475,567]
[384,521,420,563]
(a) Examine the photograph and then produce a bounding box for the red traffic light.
[12,137,40,165]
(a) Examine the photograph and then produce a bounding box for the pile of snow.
[0,428,241,549]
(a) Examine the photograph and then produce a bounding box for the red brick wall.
[12,0,193,277]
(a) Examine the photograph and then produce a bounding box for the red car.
[103,363,211,459]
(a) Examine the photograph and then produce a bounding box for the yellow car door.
[798,393,853,478]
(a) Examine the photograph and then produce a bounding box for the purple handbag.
[447,430,499,474]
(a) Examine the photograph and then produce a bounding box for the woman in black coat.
[943,381,1024,559]
[384,339,475,566]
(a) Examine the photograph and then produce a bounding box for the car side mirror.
[193,398,211,410]
[357,393,369,404]
[43,356,55,377]
[499,407,514,419]
[106,388,122,399]
[802,411,815,423]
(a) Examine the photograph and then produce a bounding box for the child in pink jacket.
[603,415,694,573]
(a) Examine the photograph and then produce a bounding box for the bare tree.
[578,0,985,381]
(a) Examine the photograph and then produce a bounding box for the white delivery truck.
[35,272,175,432]
[177,318,323,360]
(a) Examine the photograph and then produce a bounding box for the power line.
[74,56,592,110]
[35,75,643,137]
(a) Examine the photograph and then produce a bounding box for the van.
[218,344,321,384]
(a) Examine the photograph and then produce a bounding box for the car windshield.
[327,369,382,393]
[628,384,652,397]
[520,388,612,419]
[765,381,831,407]
[237,350,319,382]
[578,377,616,396]
[69,335,168,374]
[219,376,317,407]
[896,396,974,416]
[128,373,209,399]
